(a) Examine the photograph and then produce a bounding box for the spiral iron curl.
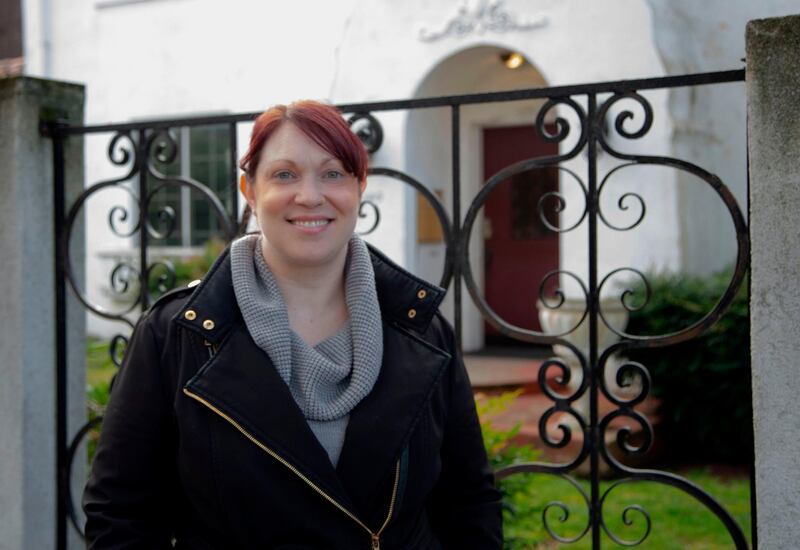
[540,474,591,543]
[597,267,651,339]
[109,262,139,296]
[347,112,384,154]
[599,408,654,457]
[535,97,588,160]
[108,196,138,238]
[146,128,180,165]
[107,131,136,168]
[536,167,588,234]
[599,480,653,547]
[597,163,647,231]
[605,359,652,408]
[146,204,177,241]
[356,200,381,235]
[596,92,654,154]
[146,260,177,297]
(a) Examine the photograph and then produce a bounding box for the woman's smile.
[288,216,334,233]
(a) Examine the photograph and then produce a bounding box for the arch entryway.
[404,45,556,351]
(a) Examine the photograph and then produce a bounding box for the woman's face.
[243,122,366,271]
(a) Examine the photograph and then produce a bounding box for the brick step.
[464,355,552,390]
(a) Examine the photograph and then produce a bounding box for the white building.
[12,0,799,349]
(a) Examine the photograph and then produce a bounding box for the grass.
[500,467,751,549]
[86,338,117,461]
[87,343,752,549]
[86,338,118,387]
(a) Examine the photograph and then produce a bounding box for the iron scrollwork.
[468,87,749,547]
[59,124,239,538]
[51,71,750,548]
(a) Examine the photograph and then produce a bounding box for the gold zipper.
[183,387,400,549]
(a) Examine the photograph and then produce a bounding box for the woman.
[83,100,502,549]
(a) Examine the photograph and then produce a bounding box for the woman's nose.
[294,177,325,206]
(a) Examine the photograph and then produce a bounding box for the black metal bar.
[56,70,745,136]
[51,123,68,550]
[229,122,239,229]
[587,93,601,548]
[746,119,757,550]
[451,105,462,351]
[138,129,150,310]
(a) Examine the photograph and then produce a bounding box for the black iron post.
[587,92,601,548]
[451,105,462,351]
[50,121,68,550]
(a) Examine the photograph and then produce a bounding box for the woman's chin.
[271,243,349,271]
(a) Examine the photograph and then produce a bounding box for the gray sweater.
[229,234,383,466]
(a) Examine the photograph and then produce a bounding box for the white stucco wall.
[646,0,800,275]
[22,0,773,342]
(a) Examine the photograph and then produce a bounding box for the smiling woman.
[82,100,502,549]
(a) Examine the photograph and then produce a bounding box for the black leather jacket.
[83,244,502,549]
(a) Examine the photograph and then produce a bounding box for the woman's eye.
[324,170,344,179]
[274,170,295,180]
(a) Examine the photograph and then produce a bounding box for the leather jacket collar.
[174,241,445,346]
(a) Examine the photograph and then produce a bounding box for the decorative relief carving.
[418,0,548,42]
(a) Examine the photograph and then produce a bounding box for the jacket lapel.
[335,321,450,519]
[183,323,355,511]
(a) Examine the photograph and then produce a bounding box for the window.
[148,124,235,247]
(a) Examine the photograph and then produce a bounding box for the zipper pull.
[371,534,380,550]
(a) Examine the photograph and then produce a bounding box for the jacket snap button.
[408,309,417,319]
[417,289,427,299]
[202,319,215,330]
[184,310,197,321]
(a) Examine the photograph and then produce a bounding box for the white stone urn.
[537,297,631,421]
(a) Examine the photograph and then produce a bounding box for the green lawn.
[86,338,118,388]
[501,468,751,549]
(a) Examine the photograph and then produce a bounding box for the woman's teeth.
[292,219,329,227]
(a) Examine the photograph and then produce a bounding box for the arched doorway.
[405,45,557,351]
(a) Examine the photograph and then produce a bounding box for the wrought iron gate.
[46,69,751,549]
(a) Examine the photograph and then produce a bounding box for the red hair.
[239,100,369,182]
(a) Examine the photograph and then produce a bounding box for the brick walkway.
[464,352,660,471]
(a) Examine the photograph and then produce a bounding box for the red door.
[482,125,559,337]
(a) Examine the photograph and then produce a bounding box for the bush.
[476,390,545,549]
[625,267,751,464]
[149,238,226,296]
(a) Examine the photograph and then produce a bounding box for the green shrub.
[625,267,751,463]
[86,338,116,463]
[149,238,226,296]
[476,390,547,549]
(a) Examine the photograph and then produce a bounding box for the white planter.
[537,298,631,420]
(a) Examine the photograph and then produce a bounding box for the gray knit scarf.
[230,233,383,465]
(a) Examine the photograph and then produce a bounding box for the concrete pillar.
[747,14,800,549]
[0,77,85,549]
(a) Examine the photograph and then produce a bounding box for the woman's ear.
[358,176,367,196]
[240,173,254,208]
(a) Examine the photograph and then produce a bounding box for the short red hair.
[239,100,369,182]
